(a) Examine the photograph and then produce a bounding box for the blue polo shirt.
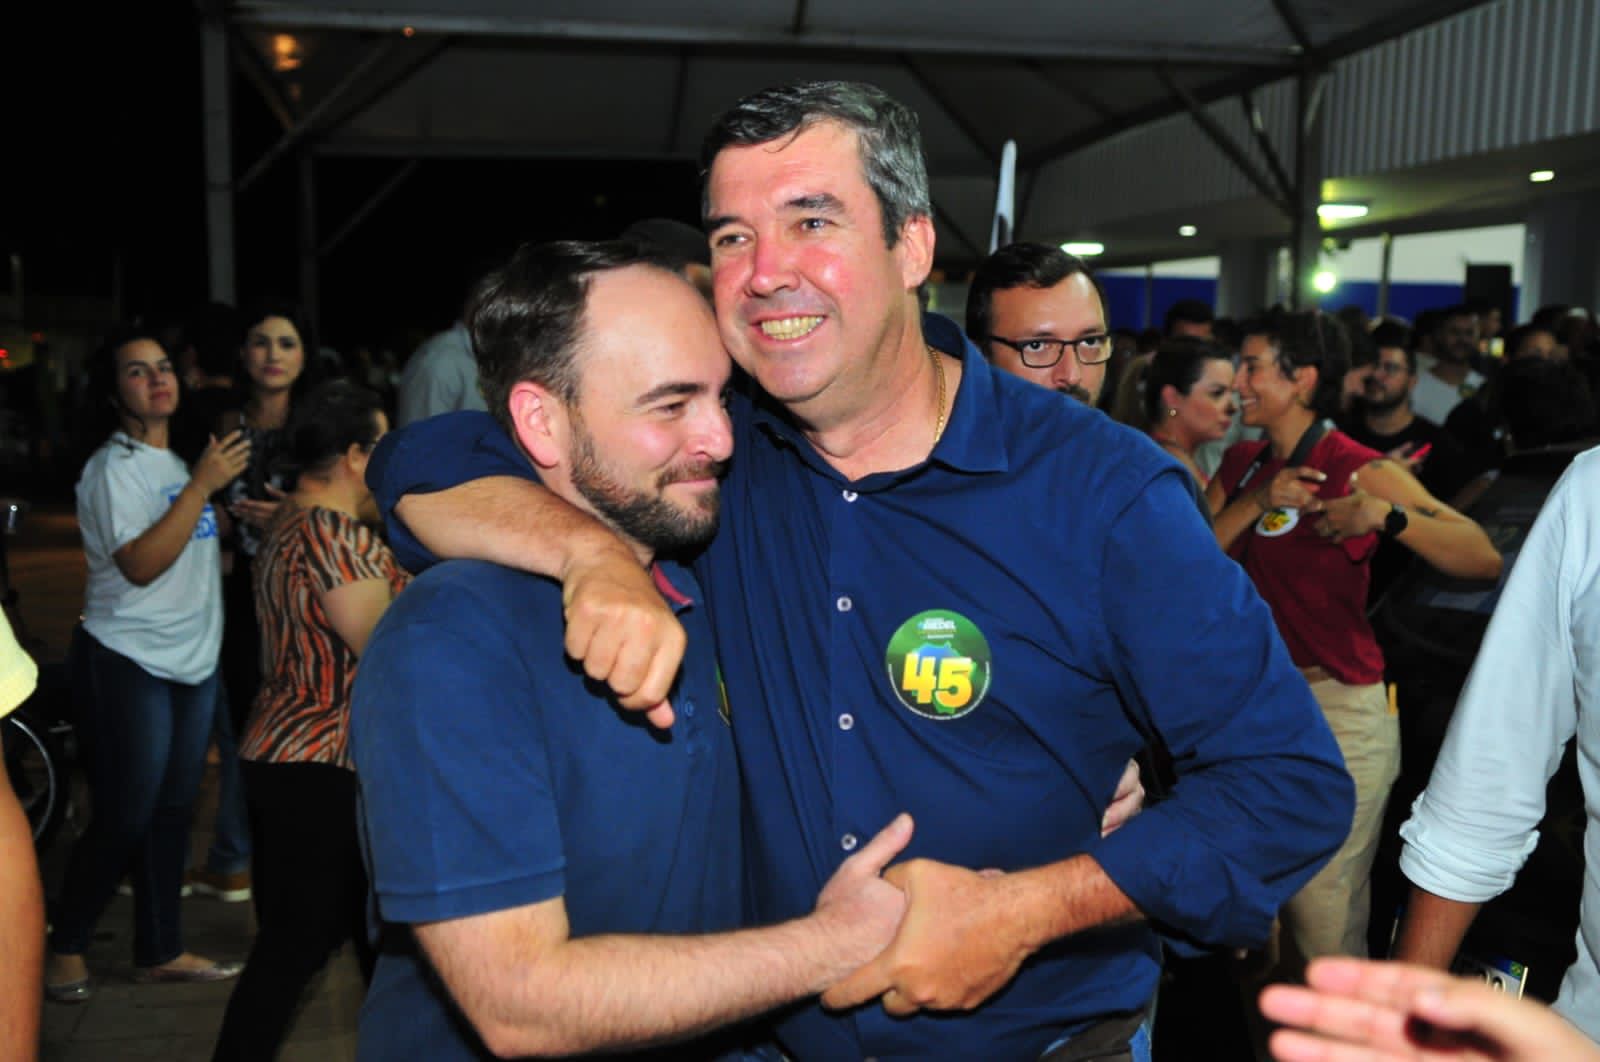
[369,313,1353,1061]
[350,557,744,1061]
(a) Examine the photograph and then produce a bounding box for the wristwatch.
[1382,502,1409,538]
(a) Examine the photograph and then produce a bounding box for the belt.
[1038,1006,1149,1062]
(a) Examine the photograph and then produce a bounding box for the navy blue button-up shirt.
[370,313,1353,1061]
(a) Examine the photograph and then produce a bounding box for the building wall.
[1031,0,1600,230]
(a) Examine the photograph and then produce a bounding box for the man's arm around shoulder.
[370,413,686,720]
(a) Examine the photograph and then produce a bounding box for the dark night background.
[7,5,703,353]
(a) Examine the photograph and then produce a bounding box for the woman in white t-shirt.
[45,328,252,1003]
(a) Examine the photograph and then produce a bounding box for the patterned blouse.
[240,504,410,769]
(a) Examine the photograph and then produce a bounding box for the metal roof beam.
[237,37,401,193]
[229,8,1297,65]
[900,55,999,170]
[1239,89,1294,205]
[228,24,297,131]
[931,196,985,267]
[1158,68,1291,218]
[319,160,421,258]
[1269,0,1318,60]
[1020,61,1118,124]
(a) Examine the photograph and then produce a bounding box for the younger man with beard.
[1412,306,1486,426]
[1342,322,1473,505]
[349,242,909,1061]
[1341,323,1473,603]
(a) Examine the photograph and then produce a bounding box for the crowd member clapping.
[1142,337,1237,487]
[1208,310,1500,978]
[211,381,408,1061]
[47,327,249,1001]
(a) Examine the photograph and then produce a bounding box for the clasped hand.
[821,857,1030,1017]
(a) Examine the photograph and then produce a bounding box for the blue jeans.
[50,628,219,967]
[205,682,251,875]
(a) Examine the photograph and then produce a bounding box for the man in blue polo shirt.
[372,82,1354,1060]
[350,241,911,1061]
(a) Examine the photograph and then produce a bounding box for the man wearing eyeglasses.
[964,243,1112,405]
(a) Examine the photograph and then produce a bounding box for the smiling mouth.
[758,316,823,341]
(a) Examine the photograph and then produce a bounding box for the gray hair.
[700,81,931,249]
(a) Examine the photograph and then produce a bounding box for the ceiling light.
[1178,225,1198,237]
[1316,202,1369,221]
[1529,169,1555,183]
[1061,242,1104,257]
[270,33,304,73]
[1312,269,1339,294]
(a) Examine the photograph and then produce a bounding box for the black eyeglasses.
[988,333,1113,368]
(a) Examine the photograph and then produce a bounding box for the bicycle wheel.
[2,709,63,849]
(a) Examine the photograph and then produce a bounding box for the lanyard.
[1232,418,1327,498]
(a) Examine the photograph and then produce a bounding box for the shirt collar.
[750,311,1010,481]
[651,560,698,613]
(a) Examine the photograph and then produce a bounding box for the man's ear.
[507,382,567,470]
[895,213,936,292]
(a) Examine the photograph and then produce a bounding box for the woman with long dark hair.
[46,327,250,1001]
[1138,337,1237,487]
[1208,310,1500,977]
[211,381,408,1060]
[212,305,320,752]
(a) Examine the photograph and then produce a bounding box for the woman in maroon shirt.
[1206,310,1499,979]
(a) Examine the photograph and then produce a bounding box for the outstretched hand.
[1259,957,1600,1062]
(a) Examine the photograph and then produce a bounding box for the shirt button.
[842,489,859,502]
[840,833,858,852]
[838,713,854,731]
[681,699,696,718]
[836,596,853,613]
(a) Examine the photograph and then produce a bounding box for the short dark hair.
[86,324,167,446]
[700,81,930,249]
[279,380,385,482]
[1370,320,1416,373]
[1505,323,1554,359]
[620,217,710,270]
[467,240,678,435]
[1163,299,1214,336]
[1241,309,1351,420]
[1142,337,1233,424]
[1500,357,1597,449]
[965,243,1106,352]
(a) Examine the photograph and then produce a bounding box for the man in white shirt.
[1393,445,1600,1042]
[1410,306,1485,425]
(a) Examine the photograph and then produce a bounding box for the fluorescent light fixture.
[1061,241,1105,256]
[1316,202,1369,221]
[1312,269,1339,294]
[1178,225,1198,237]
[1529,169,1555,183]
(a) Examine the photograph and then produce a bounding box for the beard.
[569,420,725,555]
[1362,382,1408,415]
[1060,384,1094,405]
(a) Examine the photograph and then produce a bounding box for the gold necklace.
[929,346,948,446]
